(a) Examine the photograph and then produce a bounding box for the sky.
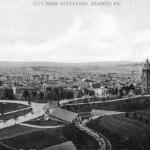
[0,0,150,62]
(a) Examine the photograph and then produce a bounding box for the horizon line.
[0,60,145,64]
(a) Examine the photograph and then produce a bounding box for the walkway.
[59,96,92,105]
[20,123,65,129]
[75,122,111,150]
[0,100,46,129]
[61,95,150,106]
[90,109,124,119]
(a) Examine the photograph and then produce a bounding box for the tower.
[142,58,150,93]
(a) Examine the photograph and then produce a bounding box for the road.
[60,95,150,106]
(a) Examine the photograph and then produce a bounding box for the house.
[49,108,79,123]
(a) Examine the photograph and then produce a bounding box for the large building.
[142,59,150,93]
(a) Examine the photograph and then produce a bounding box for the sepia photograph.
[0,0,150,150]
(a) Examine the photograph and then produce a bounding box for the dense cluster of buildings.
[0,59,149,102]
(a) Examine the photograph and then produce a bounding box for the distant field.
[87,114,150,150]
[0,61,142,78]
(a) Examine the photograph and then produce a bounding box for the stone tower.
[142,58,150,93]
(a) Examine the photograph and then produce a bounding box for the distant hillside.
[0,61,143,67]
[0,61,143,75]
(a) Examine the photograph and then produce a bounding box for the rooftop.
[50,108,78,123]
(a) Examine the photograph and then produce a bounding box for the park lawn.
[26,119,66,126]
[126,109,150,125]
[0,144,10,150]
[0,146,9,150]
[2,128,67,150]
[0,102,28,114]
[0,124,44,140]
[43,141,76,150]
[87,114,150,150]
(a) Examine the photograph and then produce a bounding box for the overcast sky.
[0,0,150,62]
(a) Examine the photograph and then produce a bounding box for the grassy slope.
[126,109,150,125]
[87,114,150,150]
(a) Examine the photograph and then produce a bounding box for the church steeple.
[146,58,149,65]
[142,58,150,93]
[143,58,150,70]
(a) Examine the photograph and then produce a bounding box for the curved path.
[20,123,65,129]
[75,122,111,150]
[0,100,46,129]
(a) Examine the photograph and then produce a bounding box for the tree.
[145,119,149,124]
[0,103,4,117]
[0,81,2,86]
[125,112,129,118]
[133,112,137,119]
[138,115,143,122]
[129,84,135,90]
[45,90,56,102]
[31,90,37,100]
[27,91,31,105]
[22,89,29,100]
[3,88,14,99]
[65,90,74,99]
[119,89,123,97]
[39,91,44,100]
[88,90,95,96]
